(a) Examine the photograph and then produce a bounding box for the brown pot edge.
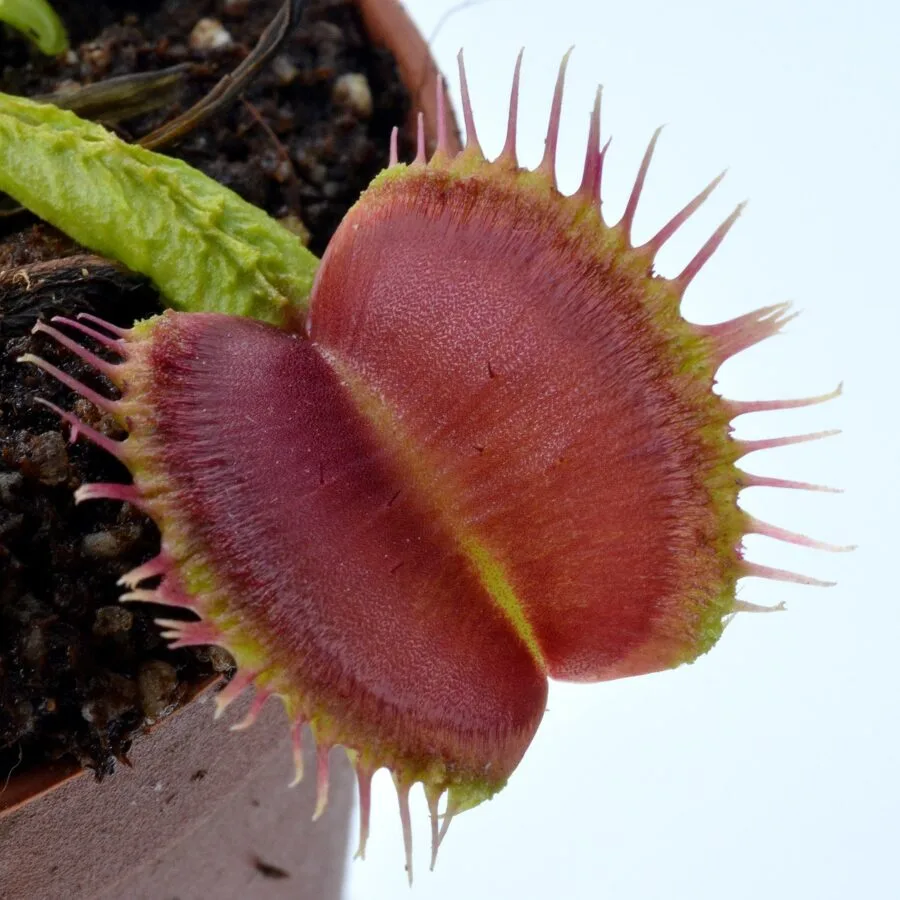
[0,675,223,818]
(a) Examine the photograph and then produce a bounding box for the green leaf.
[0,93,319,325]
[0,0,68,56]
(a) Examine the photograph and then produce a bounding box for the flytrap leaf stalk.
[0,0,68,56]
[4,51,846,880]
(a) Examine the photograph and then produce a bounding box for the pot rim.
[0,675,222,817]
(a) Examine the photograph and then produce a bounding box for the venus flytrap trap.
[4,49,847,881]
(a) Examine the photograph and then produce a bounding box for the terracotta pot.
[0,2,460,897]
[0,688,353,900]
[0,676,218,820]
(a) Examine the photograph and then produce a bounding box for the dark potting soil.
[0,0,409,782]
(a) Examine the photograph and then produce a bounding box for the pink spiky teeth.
[367,50,846,591]
[19,50,847,880]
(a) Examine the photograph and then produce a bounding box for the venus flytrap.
[6,50,845,881]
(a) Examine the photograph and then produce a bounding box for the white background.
[344,1,898,898]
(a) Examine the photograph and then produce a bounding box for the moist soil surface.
[0,0,408,784]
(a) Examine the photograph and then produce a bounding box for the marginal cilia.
[17,52,848,880]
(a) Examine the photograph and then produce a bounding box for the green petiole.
[0,0,68,56]
[0,93,320,325]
